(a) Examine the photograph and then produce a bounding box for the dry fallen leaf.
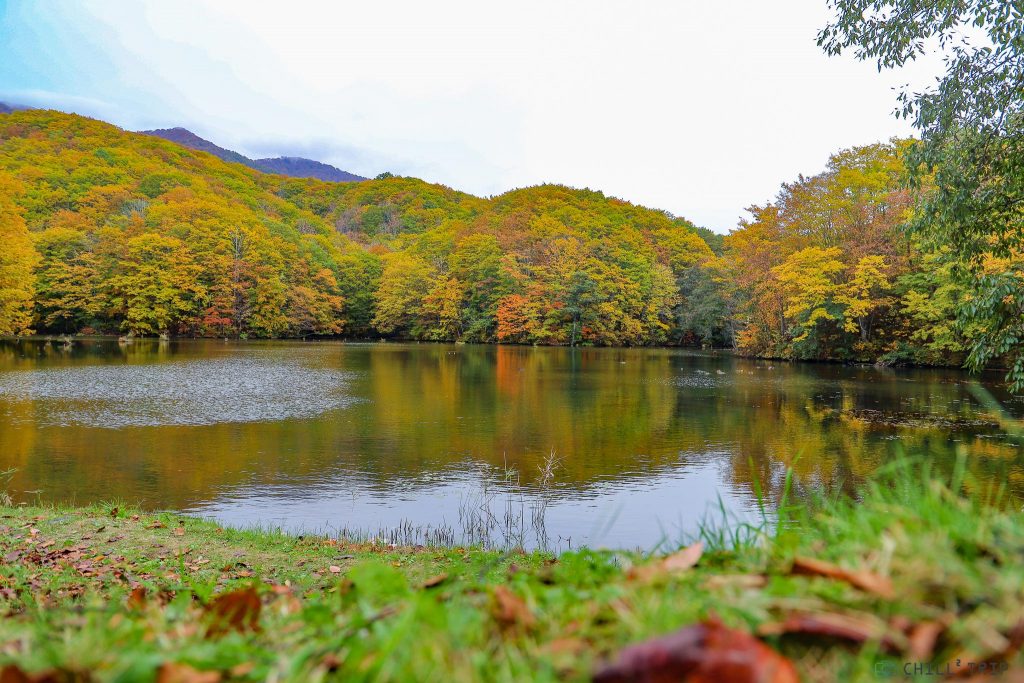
[758,610,903,651]
[204,587,261,637]
[127,586,148,610]
[542,637,588,656]
[266,584,302,615]
[320,653,342,672]
[328,565,342,574]
[907,620,945,661]
[594,617,798,683]
[790,556,894,599]
[704,574,768,590]
[147,521,166,529]
[109,507,119,518]
[664,541,705,572]
[173,526,185,537]
[628,541,704,582]
[0,663,65,683]
[491,585,535,631]
[229,662,255,678]
[952,619,1024,675]
[156,662,222,683]
[422,573,449,589]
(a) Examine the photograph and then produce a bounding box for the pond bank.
[0,461,1022,681]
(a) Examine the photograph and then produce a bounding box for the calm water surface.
[1,339,1022,549]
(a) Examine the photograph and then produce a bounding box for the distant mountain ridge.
[141,127,366,182]
[0,103,367,182]
[252,156,365,182]
[141,127,252,166]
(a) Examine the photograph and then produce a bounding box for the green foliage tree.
[820,0,1024,389]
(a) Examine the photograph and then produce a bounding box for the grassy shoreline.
[1,461,1022,682]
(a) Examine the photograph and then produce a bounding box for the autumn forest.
[0,108,990,374]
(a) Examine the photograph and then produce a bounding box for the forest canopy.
[0,110,724,346]
[0,104,1006,380]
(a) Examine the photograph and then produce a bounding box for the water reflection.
[0,339,1021,549]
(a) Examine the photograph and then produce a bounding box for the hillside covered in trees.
[0,109,726,347]
[0,108,981,371]
[726,140,968,367]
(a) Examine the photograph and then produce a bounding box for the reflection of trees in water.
[0,340,1020,511]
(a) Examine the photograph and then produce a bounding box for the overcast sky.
[0,0,942,232]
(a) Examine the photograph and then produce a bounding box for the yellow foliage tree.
[0,174,38,335]
[839,255,892,343]
[772,247,845,349]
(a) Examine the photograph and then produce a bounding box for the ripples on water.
[0,340,1021,550]
[670,369,732,389]
[0,357,357,428]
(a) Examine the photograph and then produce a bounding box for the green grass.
[0,459,1022,682]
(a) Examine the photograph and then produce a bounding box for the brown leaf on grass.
[147,521,166,529]
[127,586,148,610]
[704,574,768,590]
[172,526,185,537]
[594,617,798,683]
[204,587,261,637]
[757,611,904,651]
[491,585,535,631]
[156,662,221,683]
[543,637,588,656]
[268,584,302,615]
[0,664,65,683]
[952,619,1024,677]
[130,514,140,522]
[422,573,449,589]
[889,614,912,633]
[229,663,254,678]
[628,541,704,582]
[790,556,894,599]
[328,565,342,574]
[109,507,119,518]
[319,654,342,672]
[664,541,704,572]
[907,620,946,661]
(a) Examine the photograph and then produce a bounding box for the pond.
[1,339,1021,550]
